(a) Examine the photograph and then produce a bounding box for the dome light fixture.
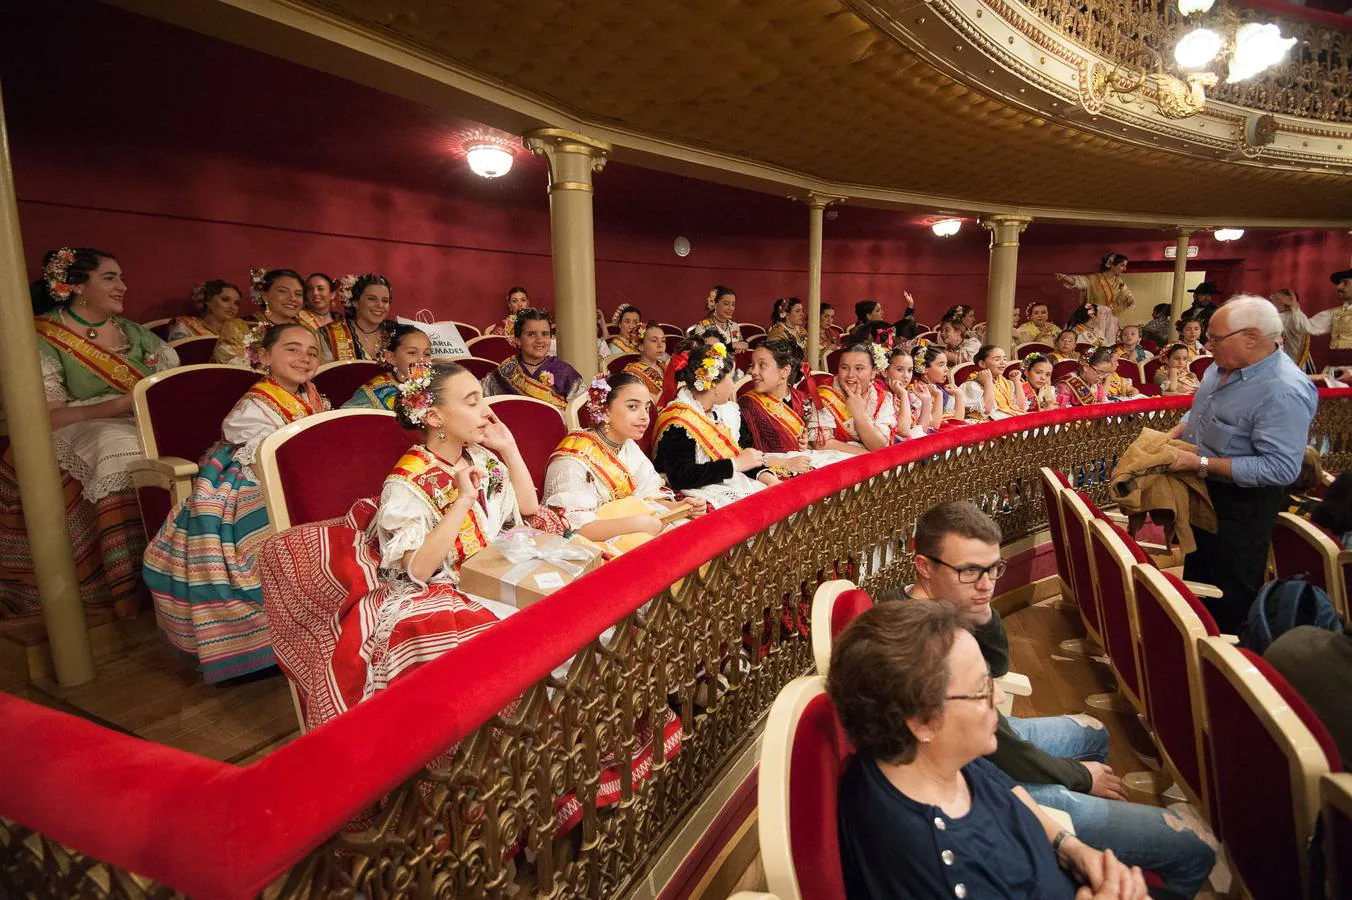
[1213,228,1245,241]
[1174,28,1223,70]
[465,144,514,178]
[1177,0,1215,15]
[931,218,963,237]
[1227,23,1297,83]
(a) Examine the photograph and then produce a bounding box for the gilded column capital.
[803,192,847,210]
[523,128,611,176]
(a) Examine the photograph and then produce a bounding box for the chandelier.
[1091,0,1296,119]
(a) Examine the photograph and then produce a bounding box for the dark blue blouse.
[838,755,1077,900]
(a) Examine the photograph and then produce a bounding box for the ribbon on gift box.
[496,529,594,605]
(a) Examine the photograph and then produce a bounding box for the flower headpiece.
[610,304,638,327]
[397,361,436,426]
[586,374,612,423]
[680,343,728,392]
[43,248,76,301]
[1162,341,1189,358]
[250,268,268,308]
[868,342,889,372]
[335,274,359,310]
[508,308,529,336]
[1022,352,1049,368]
[242,322,267,371]
[912,338,931,375]
[189,282,208,306]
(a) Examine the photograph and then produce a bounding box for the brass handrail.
[3,393,1351,898]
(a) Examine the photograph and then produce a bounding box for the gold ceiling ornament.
[1087,61,1216,120]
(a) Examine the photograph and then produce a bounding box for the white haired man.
[1167,294,1318,632]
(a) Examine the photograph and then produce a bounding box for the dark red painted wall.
[5,1,1346,336]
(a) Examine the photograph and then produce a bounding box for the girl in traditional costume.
[0,248,179,618]
[166,279,241,340]
[1022,353,1058,411]
[688,286,748,351]
[211,267,310,366]
[607,304,644,356]
[622,322,667,397]
[1056,252,1134,344]
[303,273,336,331]
[808,343,896,454]
[1014,301,1060,346]
[544,372,706,540]
[959,345,1028,420]
[481,307,584,408]
[912,344,967,428]
[740,340,851,471]
[652,343,774,507]
[1110,324,1153,364]
[1055,347,1140,407]
[766,297,807,354]
[484,286,530,340]
[342,324,433,409]
[854,299,887,332]
[938,319,978,365]
[943,304,983,343]
[320,273,395,362]
[882,347,928,439]
[1049,329,1081,363]
[144,323,326,681]
[1178,317,1208,360]
[1155,342,1201,396]
[1066,302,1104,347]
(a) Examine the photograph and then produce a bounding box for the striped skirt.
[0,444,146,619]
[143,446,276,682]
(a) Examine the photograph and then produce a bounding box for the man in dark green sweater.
[898,501,1215,897]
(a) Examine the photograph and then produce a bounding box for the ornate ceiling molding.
[847,0,1352,173]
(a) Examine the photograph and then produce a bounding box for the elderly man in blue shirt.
[1165,294,1319,632]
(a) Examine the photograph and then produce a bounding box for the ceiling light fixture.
[1174,28,1222,69]
[931,218,963,237]
[1213,228,1245,241]
[465,144,514,178]
[1227,23,1297,83]
[1176,0,1215,15]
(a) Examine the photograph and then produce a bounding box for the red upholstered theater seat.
[1271,512,1349,619]
[1320,773,1352,900]
[663,334,685,355]
[1051,360,1080,382]
[951,362,976,385]
[456,356,500,380]
[167,335,217,366]
[760,676,852,900]
[311,361,383,408]
[606,352,639,375]
[484,396,566,497]
[256,409,411,531]
[1087,519,1146,714]
[739,322,766,339]
[1115,358,1145,388]
[1199,637,1342,899]
[1059,489,1106,648]
[1188,356,1212,380]
[465,334,516,362]
[1038,468,1074,602]
[810,580,873,676]
[825,349,842,373]
[1132,567,1218,820]
[1016,342,1052,360]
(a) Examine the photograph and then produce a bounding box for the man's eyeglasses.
[947,674,996,709]
[1206,327,1249,346]
[918,554,1008,584]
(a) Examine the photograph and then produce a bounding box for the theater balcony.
[0,0,1350,898]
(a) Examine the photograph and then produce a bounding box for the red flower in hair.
[670,352,690,372]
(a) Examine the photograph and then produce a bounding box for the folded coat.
[1110,427,1216,555]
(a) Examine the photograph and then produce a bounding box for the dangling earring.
[437,430,446,441]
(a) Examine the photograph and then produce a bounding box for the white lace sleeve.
[152,340,180,372]
[874,391,898,434]
[40,353,69,403]
[1309,308,1336,336]
[541,455,601,528]
[959,380,986,416]
[375,479,442,575]
[220,397,285,467]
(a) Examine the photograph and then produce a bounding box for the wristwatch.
[1198,455,1210,478]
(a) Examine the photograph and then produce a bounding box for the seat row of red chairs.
[736,471,1347,899]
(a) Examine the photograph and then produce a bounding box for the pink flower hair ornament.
[586,374,612,423]
[43,248,77,301]
[396,360,436,426]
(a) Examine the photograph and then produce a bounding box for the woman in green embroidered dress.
[0,248,177,618]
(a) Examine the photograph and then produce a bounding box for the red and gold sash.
[1056,374,1100,406]
[610,335,641,355]
[651,403,741,461]
[323,320,358,361]
[965,372,1025,418]
[815,384,854,442]
[744,390,805,445]
[245,377,323,423]
[623,360,664,395]
[35,318,151,394]
[550,431,637,503]
[500,358,566,408]
[387,445,488,563]
[176,316,217,337]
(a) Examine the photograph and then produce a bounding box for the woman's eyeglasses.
[946,675,996,709]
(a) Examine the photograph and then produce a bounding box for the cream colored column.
[0,84,94,686]
[1169,229,1193,340]
[524,129,611,380]
[805,193,843,370]
[981,216,1031,352]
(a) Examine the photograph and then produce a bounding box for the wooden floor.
[2,617,298,765]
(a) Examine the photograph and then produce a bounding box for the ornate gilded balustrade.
[4,393,1352,899]
[1021,0,1352,121]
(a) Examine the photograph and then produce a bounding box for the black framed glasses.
[919,555,1008,584]
[946,674,996,709]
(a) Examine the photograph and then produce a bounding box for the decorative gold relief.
[6,398,1352,898]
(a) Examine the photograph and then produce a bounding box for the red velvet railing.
[2,391,1347,898]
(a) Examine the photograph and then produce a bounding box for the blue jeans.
[1009,715,1216,898]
